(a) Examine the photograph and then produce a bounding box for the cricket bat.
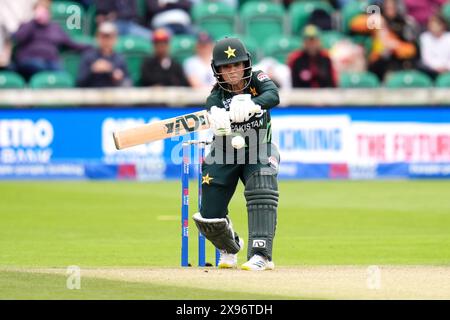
[113,110,210,150]
[113,104,261,150]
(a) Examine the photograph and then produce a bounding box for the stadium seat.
[51,1,86,37]
[62,53,82,81]
[289,1,334,35]
[191,2,236,40]
[351,35,373,55]
[61,35,96,80]
[116,36,153,85]
[263,36,300,64]
[341,0,369,33]
[85,3,97,35]
[170,35,196,64]
[116,36,152,54]
[239,0,271,5]
[442,3,450,24]
[320,31,347,50]
[435,73,450,87]
[136,0,148,19]
[29,71,75,89]
[240,2,285,44]
[0,71,26,89]
[339,71,380,88]
[385,71,433,88]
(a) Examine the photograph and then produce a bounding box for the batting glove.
[209,106,231,136]
[228,94,259,123]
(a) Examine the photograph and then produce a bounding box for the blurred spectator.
[0,26,12,70]
[404,0,446,30]
[329,39,367,75]
[287,25,337,88]
[418,14,450,79]
[13,0,91,80]
[254,57,292,89]
[0,0,37,70]
[140,29,189,86]
[95,0,152,39]
[0,0,36,34]
[77,22,131,88]
[147,0,195,35]
[183,32,215,89]
[368,0,419,81]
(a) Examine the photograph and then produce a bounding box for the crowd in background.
[0,0,450,89]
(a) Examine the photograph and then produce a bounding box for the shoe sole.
[218,263,237,269]
[241,262,275,271]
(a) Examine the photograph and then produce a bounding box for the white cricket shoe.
[241,254,275,271]
[218,238,244,269]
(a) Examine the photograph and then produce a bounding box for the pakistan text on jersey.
[231,118,265,132]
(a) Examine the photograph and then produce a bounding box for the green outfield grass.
[0,180,449,299]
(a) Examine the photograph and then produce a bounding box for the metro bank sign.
[0,119,54,163]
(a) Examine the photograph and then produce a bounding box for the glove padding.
[229,94,259,123]
[208,106,231,136]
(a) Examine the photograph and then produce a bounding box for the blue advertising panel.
[1,107,450,180]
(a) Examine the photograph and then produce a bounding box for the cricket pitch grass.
[1,181,449,299]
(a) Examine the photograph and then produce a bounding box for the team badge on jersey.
[257,72,270,82]
[202,173,214,185]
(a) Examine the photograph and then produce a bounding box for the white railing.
[0,87,450,107]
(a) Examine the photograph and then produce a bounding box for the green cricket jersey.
[205,70,280,151]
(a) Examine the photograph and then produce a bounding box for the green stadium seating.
[0,72,26,89]
[339,71,380,88]
[351,35,373,55]
[62,53,82,81]
[263,36,300,64]
[61,35,95,81]
[51,1,86,37]
[240,2,285,44]
[435,73,450,87]
[170,35,197,64]
[442,3,450,24]
[136,0,148,19]
[191,2,236,40]
[341,0,369,33]
[116,36,152,53]
[29,71,75,89]
[239,0,271,4]
[320,31,347,50]
[289,1,334,36]
[115,36,152,85]
[86,3,97,35]
[385,71,433,88]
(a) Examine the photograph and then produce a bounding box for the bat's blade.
[113,110,210,150]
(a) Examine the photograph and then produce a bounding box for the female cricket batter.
[192,37,280,271]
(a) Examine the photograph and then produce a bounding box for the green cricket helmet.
[211,37,253,92]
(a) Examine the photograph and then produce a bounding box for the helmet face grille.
[212,58,253,93]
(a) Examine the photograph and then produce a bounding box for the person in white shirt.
[419,14,450,78]
[0,0,36,69]
[183,32,216,89]
[254,57,292,89]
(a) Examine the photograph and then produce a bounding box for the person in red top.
[287,25,336,88]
